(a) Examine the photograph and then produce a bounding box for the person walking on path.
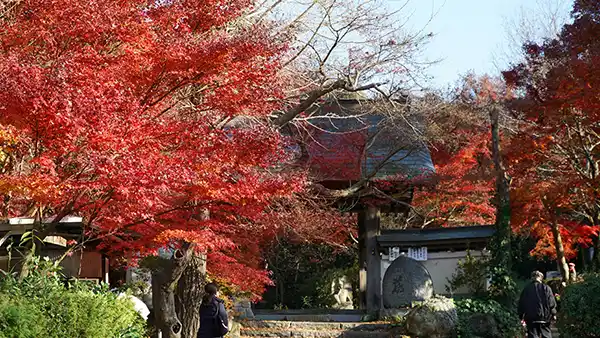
[518,271,557,338]
[198,283,229,338]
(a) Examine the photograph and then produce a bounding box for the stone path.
[239,320,561,338]
[240,320,396,338]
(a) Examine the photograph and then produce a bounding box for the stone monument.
[382,256,434,308]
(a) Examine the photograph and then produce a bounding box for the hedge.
[0,256,146,338]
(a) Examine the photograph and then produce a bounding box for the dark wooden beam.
[365,206,382,315]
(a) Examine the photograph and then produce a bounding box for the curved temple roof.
[300,99,435,183]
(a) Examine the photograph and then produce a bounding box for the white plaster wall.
[381,250,487,297]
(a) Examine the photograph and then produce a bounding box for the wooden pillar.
[359,206,382,315]
[365,206,382,314]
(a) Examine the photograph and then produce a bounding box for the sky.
[396,0,573,88]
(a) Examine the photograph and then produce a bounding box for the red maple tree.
[410,77,500,228]
[413,129,495,228]
[503,0,600,277]
[0,1,315,335]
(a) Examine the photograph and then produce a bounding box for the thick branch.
[273,80,385,127]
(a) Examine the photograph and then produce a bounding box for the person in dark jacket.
[518,271,557,338]
[198,283,229,338]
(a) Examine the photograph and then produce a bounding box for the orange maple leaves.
[0,0,299,296]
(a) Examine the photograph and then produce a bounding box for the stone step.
[242,321,391,330]
[252,310,367,323]
[240,320,396,338]
[240,331,391,338]
[254,314,365,322]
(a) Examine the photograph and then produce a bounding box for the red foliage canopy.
[0,0,304,295]
[411,76,501,228]
[503,0,600,259]
[413,130,495,227]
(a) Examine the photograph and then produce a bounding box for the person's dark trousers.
[526,322,552,338]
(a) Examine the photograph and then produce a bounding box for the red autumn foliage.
[510,181,598,259]
[503,0,600,260]
[411,76,503,228]
[413,130,495,227]
[0,0,309,296]
[260,194,356,247]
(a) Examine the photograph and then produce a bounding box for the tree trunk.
[175,252,207,338]
[594,236,600,270]
[550,221,570,283]
[593,212,600,270]
[151,243,195,338]
[490,106,512,261]
[489,106,514,303]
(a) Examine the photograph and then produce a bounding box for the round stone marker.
[382,256,434,308]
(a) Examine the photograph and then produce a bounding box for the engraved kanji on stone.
[382,256,434,308]
[392,275,404,294]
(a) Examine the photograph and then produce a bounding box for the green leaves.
[0,255,147,338]
[455,298,521,338]
[446,250,490,297]
[558,274,600,337]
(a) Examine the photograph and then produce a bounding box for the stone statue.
[332,276,354,309]
[568,263,577,283]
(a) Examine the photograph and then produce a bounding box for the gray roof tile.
[303,101,435,181]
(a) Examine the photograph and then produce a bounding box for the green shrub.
[557,274,600,338]
[0,256,147,338]
[455,298,521,338]
[0,294,47,338]
[42,289,146,338]
[446,250,490,297]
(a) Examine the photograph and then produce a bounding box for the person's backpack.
[212,303,229,337]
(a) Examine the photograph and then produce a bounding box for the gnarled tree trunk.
[176,252,207,338]
[151,243,195,338]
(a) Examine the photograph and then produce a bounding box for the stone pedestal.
[233,299,255,319]
[228,319,241,338]
[405,296,457,338]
